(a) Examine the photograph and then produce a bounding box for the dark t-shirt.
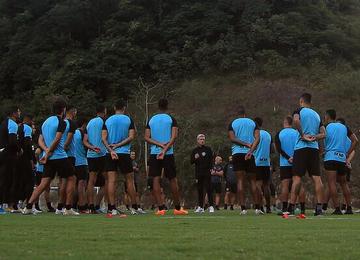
[191,145,213,176]
[211,164,223,184]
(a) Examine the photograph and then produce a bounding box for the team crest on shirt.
[202,152,206,157]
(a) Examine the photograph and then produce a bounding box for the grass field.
[1,210,360,259]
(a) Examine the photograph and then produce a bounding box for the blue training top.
[146,113,177,155]
[41,116,67,160]
[293,107,322,150]
[254,130,272,167]
[324,122,352,163]
[228,118,258,155]
[276,128,298,167]
[103,114,135,154]
[86,116,106,158]
[74,129,88,166]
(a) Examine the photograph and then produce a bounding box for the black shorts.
[88,156,106,173]
[105,154,133,174]
[68,156,75,166]
[43,158,74,179]
[95,173,105,187]
[324,160,346,175]
[280,166,293,181]
[225,182,237,193]
[35,171,43,186]
[211,182,222,194]
[293,148,320,177]
[75,165,89,181]
[149,155,176,180]
[124,181,138,193]
[232,153,256,173]
[256,166,271,181]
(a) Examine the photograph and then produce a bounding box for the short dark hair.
[23,114,33,120]
[7,105,19,116]
[300,93,312,104]
[238,106,246,115]
[254,117,263,127]
[96,104,106,113]
[76,116,88,127]
[337,118,346,125]
[326,109,337,120]
[285,116,293,125]
[115,99,126,110]
[52,97,67,115]
[158,98,168,110]
[67,104,76,112]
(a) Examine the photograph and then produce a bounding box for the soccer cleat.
[230,205,234,211]
[194,206,204,213]
[209,206,215,213]
[282,213,289,219]
[32,208,43,214]
[136,208,147,214]
[10,209,21,214]
[55,209,64,215]
[63,209,80,216]
[345,208,354,215]
[0,208,6,215]
[314,210,324,217]
[130,208,138,215]
[332,209,343,215]
[155,209,166,216]
[266,207,272,214]
[240,209,248,215]
[174,209,188,215]
[296,214,306,219]
[111,209,119,216]
[22,208,34,215]
[255,209,265,215]
[80,209,90,214]
[89,209,98,214]
[48,208,56,213]
[215,206,220,211]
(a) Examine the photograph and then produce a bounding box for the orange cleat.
[282,214,289,219]
[155,210,166,216]
[296,213,306,219]
[174,208,189,215]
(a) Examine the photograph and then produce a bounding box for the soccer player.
[211,155,224,211]
[83,104,107,214]
[253,117,272,214]
[145,98,188,216]
[23,98,78,215]
[323,110,357,215]
[228,106,260,215]
[102,100,143,215]
[190,134,214,213]
[0,106,21,213]
[275,116,306,214]
[286,93,326,217]
[224,156,236,211]
[73,117,89,213]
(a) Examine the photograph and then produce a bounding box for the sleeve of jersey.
[170,116,178,128]
[129,117,135,130]
[57,119,66,133]
[275,132,291,160]
[145,120,150,129]
[347,126,353,137]
[69,120,77,133]
[228,122,234,131]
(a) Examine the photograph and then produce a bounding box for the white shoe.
[22,208,34,215]
[255,209,265,215]
[64,209,80,216]
[55,209,64,215]
[240,209,248,215]
[10,209,21,214]
[136,208,147,214]
[209,206,215,213]
[195,207,204,213]
[32,208,43,214]
[111,209,118,216]
[130,208,138,215]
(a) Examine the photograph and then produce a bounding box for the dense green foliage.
[1,0,360,118]
[1,212,360,259]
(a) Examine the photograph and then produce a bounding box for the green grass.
[1,211,360,259]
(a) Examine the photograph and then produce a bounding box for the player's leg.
[196,175,205,211]
[338,175,353,214]
[24,177,52,214]
[325,164,340,213]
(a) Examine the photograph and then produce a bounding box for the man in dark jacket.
[191,134,214,213]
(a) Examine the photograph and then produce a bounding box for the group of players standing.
[0,92,358,217]
[192,93,358,217]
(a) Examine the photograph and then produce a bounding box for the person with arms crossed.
[228,106,260,215]
[102,100,144,216]
[211,155,224,211]
[190,134,214,213]
[23,98,78,215]
[323,110,357,215]
[285,93,326,217]
[145,98,188,216]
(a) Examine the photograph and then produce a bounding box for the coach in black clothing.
[191,134,214,212]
